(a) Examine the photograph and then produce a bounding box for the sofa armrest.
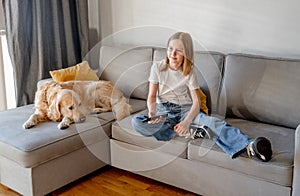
[292,124,300,196]
[37,78,53,87]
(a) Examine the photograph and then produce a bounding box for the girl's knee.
[132,114,146,124]
[131,114,151,134]
[131,114,142,127]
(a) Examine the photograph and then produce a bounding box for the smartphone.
[141,113,168,122]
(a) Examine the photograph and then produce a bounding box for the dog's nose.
[79,115,86,122]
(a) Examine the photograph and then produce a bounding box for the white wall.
[88,0,300,58]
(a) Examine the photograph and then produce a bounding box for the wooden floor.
[0,166,198,196]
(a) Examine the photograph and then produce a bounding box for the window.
[0,30,16,111]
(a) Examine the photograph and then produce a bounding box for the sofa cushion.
[99,46,153,99]
[220,54,300,129]
[112,110,189,159]
[92,98,147,122]
[153,48,224,114]
[50,61,99,82]
[0,105,112,168]
[188,118,294,186]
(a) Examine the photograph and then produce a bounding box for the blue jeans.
[131,102,253,158]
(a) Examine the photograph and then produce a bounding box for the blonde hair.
[164,32,194,76]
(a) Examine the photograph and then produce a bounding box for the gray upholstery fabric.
[92,98,147,122]
[188,118,294,186]
[112,110,189,159]
[0,98,145,168]
[220,54,300,129]
[0,105,111,167]
[111,139,291,196]
[292,125,300,196]
[0,142,108,196]
[153,48,224,114]
[99,46,153,99]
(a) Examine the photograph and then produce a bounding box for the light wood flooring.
[0,166,198,196]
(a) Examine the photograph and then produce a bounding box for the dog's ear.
[47,93,61,121]
[59,81,75,90]
[34,81,53,105]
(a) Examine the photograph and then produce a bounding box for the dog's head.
[48,89,86,123]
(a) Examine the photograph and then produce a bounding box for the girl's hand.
[174,122,189,136]
[148,114,163,124]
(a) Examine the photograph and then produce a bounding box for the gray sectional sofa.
[0,45,299,196]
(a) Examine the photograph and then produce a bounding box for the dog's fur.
[23,80,131,129]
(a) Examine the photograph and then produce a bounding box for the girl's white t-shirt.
[148,60,199,105]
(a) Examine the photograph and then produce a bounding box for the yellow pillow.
[198,89,209,115]
[49,61,99,82]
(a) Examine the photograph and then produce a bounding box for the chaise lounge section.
[0,94,145,195]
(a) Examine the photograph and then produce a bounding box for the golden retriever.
[23,80,132,129]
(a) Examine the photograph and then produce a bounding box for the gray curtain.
[2,0,89,106]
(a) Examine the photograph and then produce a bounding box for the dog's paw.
[91,107,111,114]
[57,121,70,129]
[23,121,36,129]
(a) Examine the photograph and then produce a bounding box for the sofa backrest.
[99,45,225,113]
[153,48,224,114]
[220,54,300,129]
[99,46,153,99]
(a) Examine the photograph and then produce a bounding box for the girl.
[131,32,272,162]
